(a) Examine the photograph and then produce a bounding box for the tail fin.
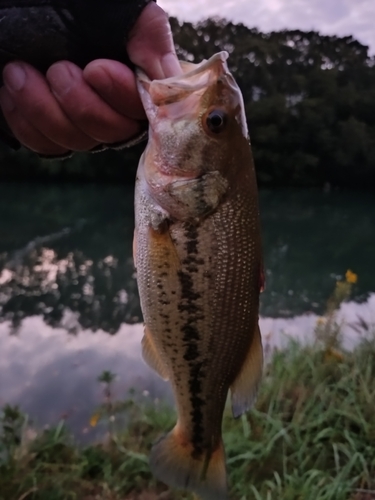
[150,426,228,500]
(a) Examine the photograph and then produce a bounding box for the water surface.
[1,183,374,438]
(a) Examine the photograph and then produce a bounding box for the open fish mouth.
[137,51,234,108]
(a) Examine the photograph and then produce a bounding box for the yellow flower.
[89,413,100,427]
[324,347,345,363]
[345,269,358,284]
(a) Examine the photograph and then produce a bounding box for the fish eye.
[206,110,227,134]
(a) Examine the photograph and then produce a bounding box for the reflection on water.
[0,246,141,333]
[0,314,173,442]
[1,183,375,437]
[0,184,142,333]
[1,295,374,439]
[260,189,375,316]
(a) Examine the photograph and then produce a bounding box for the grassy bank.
[1,275,374,500]
[1,337,375,500]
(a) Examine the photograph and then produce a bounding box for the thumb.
[126,2,182,80]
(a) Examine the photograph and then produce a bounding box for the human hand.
[0,2,181,156]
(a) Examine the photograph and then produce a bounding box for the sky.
[158,0,375,55]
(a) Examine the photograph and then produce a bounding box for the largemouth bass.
[134,51,263,500]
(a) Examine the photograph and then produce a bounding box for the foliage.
[1,20,375,187]
[315,269,358,350]
[170,18,375,188]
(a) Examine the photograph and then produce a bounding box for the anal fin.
[142,325,169,381]
[230,323,263,418]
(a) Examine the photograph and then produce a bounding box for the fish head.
[137,51,250,182]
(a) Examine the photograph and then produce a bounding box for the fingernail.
[0,90,15,112]
[48,64,73,97]
[3,64,25,92]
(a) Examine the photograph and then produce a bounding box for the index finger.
[83,59,146,120]
[127,2,182,80]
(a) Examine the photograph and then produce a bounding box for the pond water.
[0,183,375,439]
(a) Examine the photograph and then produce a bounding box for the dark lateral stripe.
[183,342,200,361]
[181,323,200,341]
[178,223,206,455]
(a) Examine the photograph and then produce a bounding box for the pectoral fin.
[230,323,263,418]
[147,224,180,272]
[142,325,169,381]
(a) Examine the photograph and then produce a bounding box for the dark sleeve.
[0,0,154,149]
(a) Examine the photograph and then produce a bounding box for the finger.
[0,87,69,155]
[83,60,146,120]
[2,62,99,151]
[127,2,182,80]
[47,61,142,143]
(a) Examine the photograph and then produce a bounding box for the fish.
[134,51,263,500]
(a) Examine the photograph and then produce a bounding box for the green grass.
[2,334,375,500]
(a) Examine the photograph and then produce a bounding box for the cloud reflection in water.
[0,313,172,441]
[1,295,374,439]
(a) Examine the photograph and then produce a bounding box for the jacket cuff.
[37,126,148,161]
[69,0,155,67]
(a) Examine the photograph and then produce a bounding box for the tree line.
[1,17,374,187]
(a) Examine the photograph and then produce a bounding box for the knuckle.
[26,97,50,120]
[69,102,95,123]
[10,116,67,155]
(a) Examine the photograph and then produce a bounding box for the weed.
[2,272,375,499]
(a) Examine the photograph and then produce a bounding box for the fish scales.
[134,51,263,500]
